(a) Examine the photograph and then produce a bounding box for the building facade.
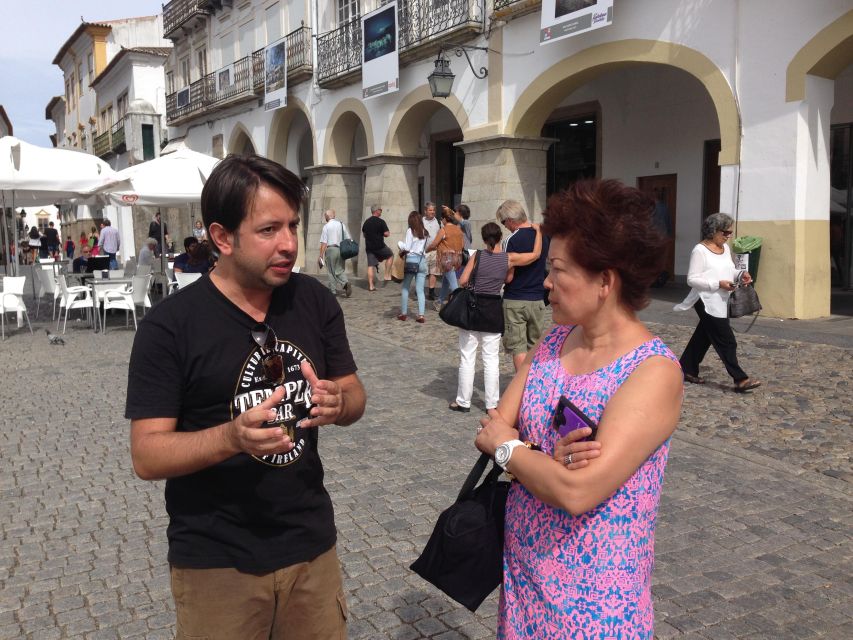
[160,0,852,319]
[48,16,172,259]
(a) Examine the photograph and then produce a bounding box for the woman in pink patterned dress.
[476,179,683,639]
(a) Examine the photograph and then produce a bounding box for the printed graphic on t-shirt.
[232,340,314,467]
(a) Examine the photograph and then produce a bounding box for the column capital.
[303,164,365,176]
[455,135,558,154]
[357,153,424,167]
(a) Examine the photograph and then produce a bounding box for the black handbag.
[729,272,761,318]
[410,453,510,612]
[338,221,359,260]
[439,253,505,334]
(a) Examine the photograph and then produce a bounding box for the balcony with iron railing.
[317,0,485,87]
[110,119,126,153]
[165,26,313,125]
[93,130,112,158]
[163,0,211,39]
[492,0,541,20]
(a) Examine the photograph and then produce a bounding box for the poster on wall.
[361,2,399,100]
[216,63,234,93]
[264,37,287,111]
[540,0,613,45]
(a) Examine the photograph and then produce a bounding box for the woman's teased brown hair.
[542,179,667,311]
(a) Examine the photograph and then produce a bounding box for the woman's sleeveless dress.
[499,325,680,639]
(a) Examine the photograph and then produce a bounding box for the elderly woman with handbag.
[398,211,429,323]
[674,212,761,392]
[475,179,683,638]
[449,222,543,413]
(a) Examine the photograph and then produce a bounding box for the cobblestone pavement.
[0,278,850,639]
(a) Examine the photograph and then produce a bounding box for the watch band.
[496,439,525,471]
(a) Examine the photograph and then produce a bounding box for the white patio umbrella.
[101,148,220,207]
[0,136,123,275]
[95,148,220,276]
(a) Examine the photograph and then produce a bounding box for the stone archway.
[506,39,741,166]
[384,85,469,156]
[267,97,316,168]
[227,123,256,156]
[786,9,853,102]
[323,98,375,166]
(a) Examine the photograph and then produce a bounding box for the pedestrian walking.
[450,221,543,413]
[426,206,465,311]
[674,212,762,392]
[126,154,366,639]
[497,199,551,371]
[318,209,351,297]
[361,204,393,291]
[97,219,121,270]
[398,211,428,323]
[475,178,682,637]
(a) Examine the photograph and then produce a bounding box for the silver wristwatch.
[494,439,525,471]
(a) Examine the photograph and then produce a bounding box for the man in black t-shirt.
[125,155,366,639]
[361,204,393,291]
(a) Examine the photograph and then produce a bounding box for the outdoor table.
[89,278,133,333]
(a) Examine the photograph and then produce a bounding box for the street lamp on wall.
[427,44,489,99]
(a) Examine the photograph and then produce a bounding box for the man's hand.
[299,361,345,427]
[225,386,294,456]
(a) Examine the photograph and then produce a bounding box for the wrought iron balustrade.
[398,0,484,50]
[93,130,111,158]
[317,17,362,85]
[492,0,541,18]
[209,55,253,107]
[163,0,210,38]
[110,120,126,153]
[166,77,207,123]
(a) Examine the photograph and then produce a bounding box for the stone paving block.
[1,284,851,638]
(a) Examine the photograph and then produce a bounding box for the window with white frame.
[117,92,129,121]
[180,56,191,86]
[339,0,360,24]
[197,48,208,78]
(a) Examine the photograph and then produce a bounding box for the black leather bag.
[410,454,509,612]
[439,253,505,334]
[338,221,359,260]
[729,273,761,318]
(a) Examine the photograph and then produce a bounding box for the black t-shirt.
[45,228,60,246]
[125,273,357,572]
[361,216,389,253]
[504,227,550,301]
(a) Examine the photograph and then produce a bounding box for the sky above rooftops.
[0,0,163,146]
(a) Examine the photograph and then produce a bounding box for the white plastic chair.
[108,269,125,279]
[102,274,152,332]
[175,272,202,289]
[136,264,152,277]
[56,275,94,334]
[35,267,60,320]
[1,276,33,339]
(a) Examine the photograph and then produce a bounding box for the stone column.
[456,136,555,248]
[303,165,365,274]
[358,154,422,275]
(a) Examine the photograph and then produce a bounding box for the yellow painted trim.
[506,39,741,166]
[488,27,503,129]
[734,219,830,319]
[786,9,853,102]
[384,85,469,156]
[266,97,317,166]
[322,98,375,165]
[91,34,109,77]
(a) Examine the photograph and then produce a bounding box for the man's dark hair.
[201,154,306,248]
[102,219,112,226]
[183,236,199,252]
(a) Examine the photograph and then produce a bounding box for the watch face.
[495,444,510,466]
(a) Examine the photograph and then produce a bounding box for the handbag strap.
[468,251,481,289]
[456,453,503,502]
[731,271,760,333]
[338,219,349,241]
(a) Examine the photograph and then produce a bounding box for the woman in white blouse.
[398,211,429,323]
[674,213,761,392]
